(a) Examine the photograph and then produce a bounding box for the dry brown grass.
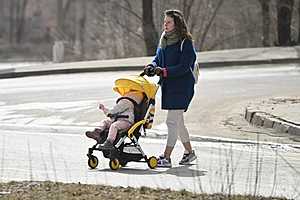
[0,181,289,200]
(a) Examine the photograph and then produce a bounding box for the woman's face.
[164,16,175,33]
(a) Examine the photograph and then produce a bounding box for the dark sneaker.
[157,155,172,168]
[101,140,114,150]
[179,150,197,165]
[179,153,189,164]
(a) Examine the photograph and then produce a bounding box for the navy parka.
[152,39,196,111]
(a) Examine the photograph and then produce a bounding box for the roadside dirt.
[0,181,289,200]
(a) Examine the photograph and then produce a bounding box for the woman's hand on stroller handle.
[143,64,156,77]
[154,67,163,76]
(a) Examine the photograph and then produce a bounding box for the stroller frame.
[87,96,158,170]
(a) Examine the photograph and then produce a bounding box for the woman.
[144,9,197,167]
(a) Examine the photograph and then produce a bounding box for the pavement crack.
[41,151,49,180]
[49,142,57,182]
[1,135,5,181]
[27,140,33,181]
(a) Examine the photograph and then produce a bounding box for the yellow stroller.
[87,73,159,170]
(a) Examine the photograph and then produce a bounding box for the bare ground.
[0,181,289,200]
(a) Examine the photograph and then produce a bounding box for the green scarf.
[159,30,181,49]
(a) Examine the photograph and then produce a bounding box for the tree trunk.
[0,0,4,36]
[298,1,300,44]
[182,0,194,24]
[74,0,86,59]
[57,0,63,35]
[277,0,294,46]
[199,0,224,50]
[258,0,271,46]
[142,0,158,56]
[55,0,73,40]
[9,0,16,44]
[16,0,28,44]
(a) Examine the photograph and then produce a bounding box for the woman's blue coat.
[152,39,196,111]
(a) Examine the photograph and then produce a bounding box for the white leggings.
[166,109,190,147]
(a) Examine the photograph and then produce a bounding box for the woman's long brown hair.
[165,9,193,41]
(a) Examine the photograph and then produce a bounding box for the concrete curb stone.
[288,125,300,136]
[251,112,265,126]
[244,107,255,122]
[273,120,289,133]
[263,117,275,128]
[245,106,300,136]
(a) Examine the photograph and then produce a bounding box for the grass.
[0,181,290,200]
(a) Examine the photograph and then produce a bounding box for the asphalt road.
[1,64,300,143]
[0,64,300,198]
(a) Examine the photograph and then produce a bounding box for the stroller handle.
[140,70,162,78]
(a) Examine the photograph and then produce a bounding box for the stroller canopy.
[113,75,158,99]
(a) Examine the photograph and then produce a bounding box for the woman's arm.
[151,48,162,67]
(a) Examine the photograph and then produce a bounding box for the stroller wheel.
[147,156,158,169]
[120,160,128,167]
[109,158,120,170]
[88,155,98,169]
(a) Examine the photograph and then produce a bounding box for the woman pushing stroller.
[144,9,197,167]
[86,9,197,169]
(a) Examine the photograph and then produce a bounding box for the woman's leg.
[176,111,197,164]
[164,110,181,159]
[176,110,193,153]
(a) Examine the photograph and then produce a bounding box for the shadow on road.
[94,165,207,178]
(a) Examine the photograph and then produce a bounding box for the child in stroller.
[86,74,159,170]
[85,90,144,149]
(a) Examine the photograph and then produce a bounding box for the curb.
[0,65,143,79]
[245,107,300,136]
[1,57,300,79]
[200,57,300,68]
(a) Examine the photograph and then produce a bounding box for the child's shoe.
[179,150,197,165]
[101,140,114,150]
[85,128,102,142]
[157,155,172,168]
